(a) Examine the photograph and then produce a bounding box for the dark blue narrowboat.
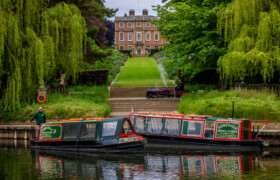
[129,112,267,151]
[31,117,144,153]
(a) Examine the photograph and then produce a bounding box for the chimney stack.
[129,9,135,16]
[124,13,127,18]
[143,9,148,15]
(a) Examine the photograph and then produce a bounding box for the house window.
[128,46,133,51]
[120,32,124,41]
[128,32,132,41]
[119,22,124,28]
[146,32,150,41]
[154,24,158,28]
[155,46,159,49]
[120,46,124,50]
[154,32,159,41]
[137,22,141,27]
[137,32,141,41]
[146,22,150,27]
[128,22,132,28]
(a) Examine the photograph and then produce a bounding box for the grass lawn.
[1,86,111,122]
[113,57,174,86]
[178,90,280,122]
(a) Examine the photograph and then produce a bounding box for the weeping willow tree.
[0,1,86,112]
[217,0,280,84]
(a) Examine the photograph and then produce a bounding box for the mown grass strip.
[178,90,280,122]
[113,57,173,86]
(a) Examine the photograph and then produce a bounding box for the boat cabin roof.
[39,118,136,142]
[129,113,249,122]
[44,118,125,125]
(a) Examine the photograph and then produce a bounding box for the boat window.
[147,117,164,134]
[182,121,203,136]
[121,120,134,135]
[163,118,182,135]
[63,124,78,141]
[80,123,96,140]
[133,116,146,133]
[102,121,118,137]
[204,121,215,138]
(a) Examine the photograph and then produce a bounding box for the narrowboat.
[129,112,267,151]
[31,117,144,153]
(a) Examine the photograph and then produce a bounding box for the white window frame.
[120,32,124,41]
[128,46,133,51]
[137,22,141,27]
[154,32,159,41]
[146,32,150,41]
[119,22,124,28]
[120,46,124,50]
[146,22,150,27]
[128,22,132,28]
[128,32,132,41]
[137,32,141,41]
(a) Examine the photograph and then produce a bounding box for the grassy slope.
[179,90,280,122]
[113,57,173,86]
[9,86,111,122]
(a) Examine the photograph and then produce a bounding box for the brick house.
[115,9,168,57]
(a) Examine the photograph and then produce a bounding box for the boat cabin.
[129,113,259,141]
[35,118,143,147]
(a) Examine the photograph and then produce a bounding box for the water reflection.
[1,140,280,179]
[35,151,261,179]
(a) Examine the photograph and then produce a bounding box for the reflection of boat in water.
[31,118,144,153]
[35,149,262,179]
[129,112,266,152]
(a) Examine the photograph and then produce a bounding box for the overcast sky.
[104,0,166,18]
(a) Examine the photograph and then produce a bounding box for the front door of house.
[137,46,141,54]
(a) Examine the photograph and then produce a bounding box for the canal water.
[1,140,280,179]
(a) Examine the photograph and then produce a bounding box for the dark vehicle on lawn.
[146,88,191,98]
[31,117,144,153]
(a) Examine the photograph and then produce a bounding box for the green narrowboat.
[31,117,144,153]
[129,112,267,151]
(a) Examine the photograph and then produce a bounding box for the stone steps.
[108,97,180,112]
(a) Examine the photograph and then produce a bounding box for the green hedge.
[119,50,132,57]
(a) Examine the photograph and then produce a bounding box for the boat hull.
[140,134,263,152]
[30,139,144,154]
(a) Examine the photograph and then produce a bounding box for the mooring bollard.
[14,130,17,140]
[24,129,28,140]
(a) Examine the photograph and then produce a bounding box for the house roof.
[115,15,159,22]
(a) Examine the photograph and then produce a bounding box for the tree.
[49,0,117,46]
[217,0,280,84]
[0,1,86,111]
[105,20,115,46]
[155,0,231,81]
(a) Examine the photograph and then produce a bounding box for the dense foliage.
[155,0,232,82]
[0,1,87,112]
[105,20,115,46]
[217,0,280,84]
